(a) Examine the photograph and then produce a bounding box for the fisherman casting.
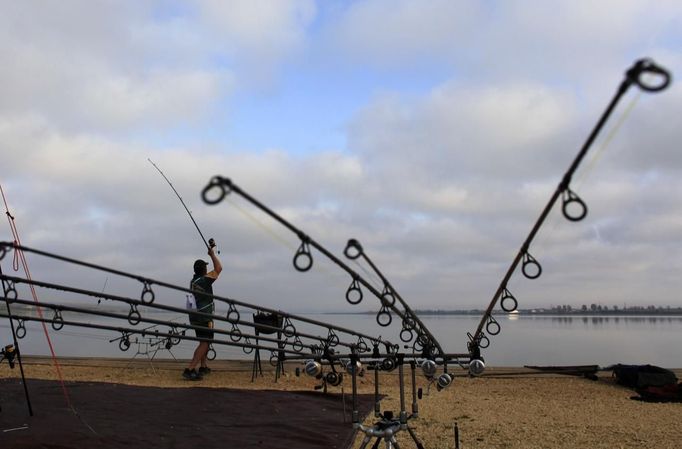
[184,242,222,381]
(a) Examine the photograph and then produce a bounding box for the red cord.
[1,183,73,410]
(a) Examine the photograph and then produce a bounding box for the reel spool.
[468,359,486,377]
[326,371,343,387]
[421,359,437,378]
[345,359,362,375]
[304,360,322,377]
[436,372,453,391]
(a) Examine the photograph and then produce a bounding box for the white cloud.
[326,0,482,67]
[0,2,235,134]
[1,1,681,329]
[196,0,316,82]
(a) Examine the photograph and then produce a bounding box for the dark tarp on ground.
[611,364,678,389]
[0,378,375,449]
[610,364,682,402]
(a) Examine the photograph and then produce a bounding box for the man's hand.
[207,244,222,276]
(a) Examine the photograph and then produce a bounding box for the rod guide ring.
[627,58,671,92]
[500,288,518,313]
[522,251,542,280]
[293,241,313,272]
[201,176,232,205]
[140,282,155,304]
[376,307,392,327]
[343,239,363,260]
[561,188,588,222]
[345,278,363,305]
[51,310,65,331]
[16,320,26,339]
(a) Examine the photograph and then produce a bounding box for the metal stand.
[251,312,284,382]
[125,336,178,373]
[1,265,33,416]
[352,354,424,449]
[273,341,285,382]
[251,342,263,381]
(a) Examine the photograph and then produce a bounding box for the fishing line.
[469,58,671,353]
[533,91,643,252]
[349,258,384,291]
[225,195,296,251]
[342,238,444,357]
[575,91,642,189]
[224,194,362,294]
[201,178,419,340]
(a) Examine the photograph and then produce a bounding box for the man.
[183,245,221,381]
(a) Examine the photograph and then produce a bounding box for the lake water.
[2,312,681,368]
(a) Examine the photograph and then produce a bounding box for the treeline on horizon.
[413,304,682,316]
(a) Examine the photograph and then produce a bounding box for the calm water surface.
[3,312,680,368]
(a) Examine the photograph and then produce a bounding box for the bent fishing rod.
[0,241,392,350]
[148,158,218,253]
[469,58,671,353]
[200,178,444,358]
[342,238,445,357]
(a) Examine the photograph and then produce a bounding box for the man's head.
[193,259,208,276]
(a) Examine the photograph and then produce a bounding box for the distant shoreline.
[5,302,682,317]
[326,308,682,317]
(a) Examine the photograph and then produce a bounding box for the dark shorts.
[190,317,214,341]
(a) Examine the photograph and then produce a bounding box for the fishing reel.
[468,359,486,377]
[343,358,363,377]
[419,359,453,393]
[303,360,322,377]
[436,372,453,391]
[325,371,344,387]
[0,344,16,369]
[165,326,185,350]
[298,359,346,388]
[420,359,437,379]
[208,238,221,255]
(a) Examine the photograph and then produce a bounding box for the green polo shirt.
[190,274,215,323]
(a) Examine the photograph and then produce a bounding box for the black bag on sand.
[611,364,678,389]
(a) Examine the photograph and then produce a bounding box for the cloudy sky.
[1,1,681,323]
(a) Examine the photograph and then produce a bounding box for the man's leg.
[188,341,209,370]
[200,322,213,370]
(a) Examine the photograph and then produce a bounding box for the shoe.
[198,366,211,376]
[182,368,202,381]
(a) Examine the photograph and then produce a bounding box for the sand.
[2,357,681,449]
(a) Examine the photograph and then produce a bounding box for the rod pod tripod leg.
[352,355,424,449]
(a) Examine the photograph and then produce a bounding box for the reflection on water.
[545,315,682,325]
[2,312,681,367]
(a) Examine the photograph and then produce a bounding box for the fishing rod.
[0,308,312,358]
[148,158,218,253]
[1,294,325,355]
[0,273,379,356]
[343,238,445,358]
[469,58,671,354]
[0,242,393,349]
[0,296,415,363]
[199,178,443,357]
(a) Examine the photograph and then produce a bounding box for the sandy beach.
[2,357,681,449]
